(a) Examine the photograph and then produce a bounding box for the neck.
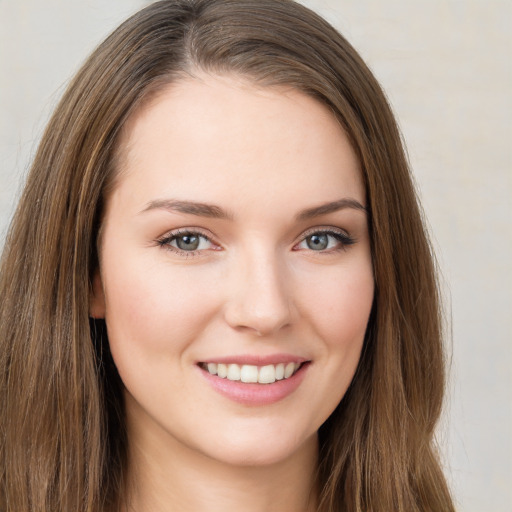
[122,403,319,512]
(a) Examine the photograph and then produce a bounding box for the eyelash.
[156,227,355,257]
[156,228,216,258]
[294,228,356,253]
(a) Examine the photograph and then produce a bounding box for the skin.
[90,73,374,512]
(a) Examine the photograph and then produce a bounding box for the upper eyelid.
[297,225,351,239]
[159,227,215,241]
[302,226,347,234]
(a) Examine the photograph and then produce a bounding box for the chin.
[198,429,318,468]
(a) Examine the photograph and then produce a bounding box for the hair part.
[0,1,454,510]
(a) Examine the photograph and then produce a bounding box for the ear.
[89,270,106,319]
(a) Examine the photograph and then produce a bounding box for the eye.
[157,229,216,254]
[295,229,355,252]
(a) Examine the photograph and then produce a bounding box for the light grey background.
[1,1,510,510]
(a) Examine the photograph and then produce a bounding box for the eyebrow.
[295,198,367,221]
[140,197,367,220]
[140,199,232,219]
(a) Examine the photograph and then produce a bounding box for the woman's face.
[91,74,374,467]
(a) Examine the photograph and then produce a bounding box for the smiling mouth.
[198,362,305,384]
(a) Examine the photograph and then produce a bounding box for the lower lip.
[198,363,310,406]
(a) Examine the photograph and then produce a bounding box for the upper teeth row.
[204,362,300,384]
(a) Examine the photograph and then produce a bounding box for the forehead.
[110,73,365,213]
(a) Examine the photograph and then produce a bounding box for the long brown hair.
[0,1,454,510]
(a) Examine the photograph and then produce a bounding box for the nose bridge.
[224,243,293,336]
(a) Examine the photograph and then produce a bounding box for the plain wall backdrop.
[1,1,510,510]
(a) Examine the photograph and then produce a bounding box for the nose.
[223,249,294,337]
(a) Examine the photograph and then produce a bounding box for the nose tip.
[228,301,292,337]
[223,258,293,337]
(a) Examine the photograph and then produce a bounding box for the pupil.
[177,234,199,251]
[307,234,328,250]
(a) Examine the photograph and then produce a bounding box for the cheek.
[101,256,223,364]
[300,261,374,348]
[291,260,374,426]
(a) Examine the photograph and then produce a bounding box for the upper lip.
[198,354,310,366]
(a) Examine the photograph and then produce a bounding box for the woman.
[0,1,455,511]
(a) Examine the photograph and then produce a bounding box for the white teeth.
[217,363,228,378]
[240,365,258,383]
[203,361,302,384]
[227,364,241,381]
[258,364,276,384]
[284,362,295,379]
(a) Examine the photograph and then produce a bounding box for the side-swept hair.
[0,1,454,510]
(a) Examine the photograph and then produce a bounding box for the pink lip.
[198,353,308,366]
[197,361,310,406]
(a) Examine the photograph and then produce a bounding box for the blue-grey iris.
[176,234,200,251]
[306,234,328,250]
